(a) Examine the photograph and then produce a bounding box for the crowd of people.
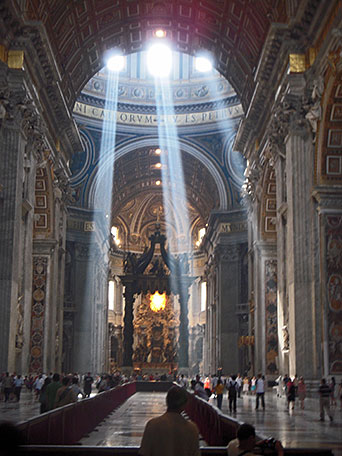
[0,369,340,456]
[175,372,342,422]
[0,370,130,412]
[1,369,341,421]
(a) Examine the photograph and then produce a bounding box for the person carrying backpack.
[227,375,238,413]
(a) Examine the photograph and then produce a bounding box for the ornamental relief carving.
[215,245,240,262]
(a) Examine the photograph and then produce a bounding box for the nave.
[1,389,341,455]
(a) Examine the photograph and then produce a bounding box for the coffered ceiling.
[22,0,287,109]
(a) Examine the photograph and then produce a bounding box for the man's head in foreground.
[237,423,256,450]
[166,386,188,412]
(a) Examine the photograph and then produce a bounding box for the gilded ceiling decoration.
[23,0,286,110]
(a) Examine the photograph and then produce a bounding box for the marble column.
[216,244,241,374]
[122,282,135,367]
[0,73,34,372]
[273,153,289,375]
[204,211,248,376]
[204,257,217,374]
[284,75,317,378]
[70,237,108,374]
[177,280,190,368]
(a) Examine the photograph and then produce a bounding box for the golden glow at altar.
[150,292,166,312]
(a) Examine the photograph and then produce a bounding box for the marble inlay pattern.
[265,259,278,375]
[325,215,342,374]
[29,257,48,373]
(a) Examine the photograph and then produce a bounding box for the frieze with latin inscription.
[74,102,243,127]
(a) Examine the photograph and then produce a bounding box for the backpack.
[228,381,237,396]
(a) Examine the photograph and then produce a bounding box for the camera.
[259,437,277,452]
[265,438,276,448]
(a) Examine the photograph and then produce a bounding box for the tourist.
[139,386,200,456]
[250,376,256,395]
[83,372,93,398]
[33,374,44,399]
[2,373,13,403]
[255,374,265,410]
[242,376,249,395]
[70,376,84,400]
[211,373,218,395]
[13,375,24,402]
[318,378,333,422]
[338,379,342,410]
[46,373,62,411]
[330,377,336,406]
[227,423,284,456]
[194,381,208,401]
[293,374,299,397]
[39,377,51,413]
[297,377,306,410]
[54,376,76,408]
[204,375,212,398]
[236,374,243,398]
[178,374,188,389]
[215,379,225,410]
[286,377,296,411]
[227,375,238,413]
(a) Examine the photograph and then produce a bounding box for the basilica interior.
[0,0,341,393]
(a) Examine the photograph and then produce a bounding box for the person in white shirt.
[236,374,243,398]
[255,373,265,410]
[13,374,24,401]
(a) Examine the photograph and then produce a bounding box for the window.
[111,226,120,246]
[195,227,206,247]
[201,281,207,312]
[108,281,115,311]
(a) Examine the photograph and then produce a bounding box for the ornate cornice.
[77,93,240,115]
[312,187,342,213]
[234,0,329,156]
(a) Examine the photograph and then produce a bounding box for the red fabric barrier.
[17,382,137,445]
[184,391,239,446]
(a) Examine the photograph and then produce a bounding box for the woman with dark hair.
[215,379,224,409]
[39,377,51,413]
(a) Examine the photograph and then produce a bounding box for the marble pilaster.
[284,75,317,379]
[253,241,277,375]
[0,72,34,372]
[71,240,108,374]
[203,211,248,375]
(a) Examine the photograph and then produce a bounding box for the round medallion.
[33,288,45,302]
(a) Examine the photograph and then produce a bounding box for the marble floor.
[1,389,341,455]
[81,391,342,455]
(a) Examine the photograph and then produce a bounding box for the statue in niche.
[15,295,24,352]
[305,76,324,141]
[282,325,289,351]
[124,252,137,273]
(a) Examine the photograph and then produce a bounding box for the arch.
[87,136,229,210]
[24,1,277,110]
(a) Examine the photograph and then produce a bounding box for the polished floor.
[0,389,341,455]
